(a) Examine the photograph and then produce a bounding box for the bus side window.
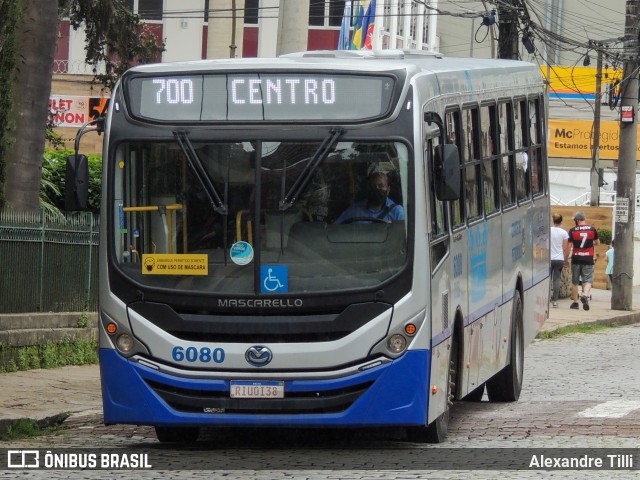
[528,97,544,196]
[514,99,531,202]
[462,106,482,221]
[481,104,500,214]
[426,137,448,269]
[446,109,464,227]
[427,138,447,237]
[499,101,516,208]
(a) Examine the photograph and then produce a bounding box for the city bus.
[68,50,550,443]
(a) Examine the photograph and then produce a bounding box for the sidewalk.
[1,287,640,429]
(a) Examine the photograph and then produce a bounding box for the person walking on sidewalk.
[605,239,615,288]
[568,211,600,311]
[550,213,570,308]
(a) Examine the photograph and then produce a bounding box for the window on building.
[422,13,429,44]
[244,0,259,24]
[410,1,418,38]
[310,0,345,27]
[205,0,258,24]
[124,0,162,20]
[328,0,345,27]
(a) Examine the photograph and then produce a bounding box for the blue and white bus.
[69,50,550,443]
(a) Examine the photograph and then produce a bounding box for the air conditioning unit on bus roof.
[282,50,443,60]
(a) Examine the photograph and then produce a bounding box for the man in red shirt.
[568,211,600,310]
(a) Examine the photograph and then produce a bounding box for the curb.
[538,311,640,338]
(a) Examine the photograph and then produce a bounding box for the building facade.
[52,0,637,209]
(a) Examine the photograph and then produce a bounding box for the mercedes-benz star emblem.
[245,346,273,366]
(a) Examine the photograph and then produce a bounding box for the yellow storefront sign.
[548,119,640,160]
[142,254,209,275]
[542,66,622,96]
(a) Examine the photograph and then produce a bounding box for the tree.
[0,0,163,212]
[63,0,163,92]
[0,0,20,209]
[2,0,59,212]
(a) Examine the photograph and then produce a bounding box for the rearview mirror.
[434,144,461,201]
[65,154,89,211]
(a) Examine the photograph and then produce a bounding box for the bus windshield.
[113,139,409,295]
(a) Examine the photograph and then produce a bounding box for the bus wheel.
[407,337,458,443]
[154,426,200,443]
[486,292,524,402]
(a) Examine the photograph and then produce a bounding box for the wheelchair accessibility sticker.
[230,241,254,265]
[261,266,288,293]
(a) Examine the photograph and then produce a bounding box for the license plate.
[230,380,284,399]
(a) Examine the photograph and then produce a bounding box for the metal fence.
[0,210,100,313]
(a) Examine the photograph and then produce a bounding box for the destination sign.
[124,73,396,122]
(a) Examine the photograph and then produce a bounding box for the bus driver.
[334,171,405,224]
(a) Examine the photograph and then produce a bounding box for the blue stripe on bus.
[533,269,549,286]
[100,348,432,427]
[465,295,503,325]
[431,326,453,348]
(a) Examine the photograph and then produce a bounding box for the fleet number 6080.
[171,346,225,364]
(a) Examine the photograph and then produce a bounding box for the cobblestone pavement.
[2,325,639,479]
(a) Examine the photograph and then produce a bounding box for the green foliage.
[43,148,103,213]
[597,228,612,245]
[0,0,23,209]
[76,312,90,328]
[0,415,69,441]
[40,153,64,217]
[0,340,99,373]
[61,0,165,92]
[536,322,616,340]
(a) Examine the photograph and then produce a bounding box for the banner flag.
[361,0,376,50]
[337,0,352,50]
[350,0,364,50]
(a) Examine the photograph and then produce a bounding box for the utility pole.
[611,0,640,310]
[230,0,237,58]
[590,45,603,206]
[497,0,519,59]
[276,0,310,56]
[207,0,245,59]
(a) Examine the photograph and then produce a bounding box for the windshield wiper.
[174,130,228,215]
[280,127,345,211]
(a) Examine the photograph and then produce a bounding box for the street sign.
[615,197,629,222]
[620,106,634,123]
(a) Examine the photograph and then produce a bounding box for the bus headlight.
[387,334,407,354]
[116,334,135,353]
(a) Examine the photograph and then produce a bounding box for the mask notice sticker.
[230,241,254,265]
[142,254,208,275]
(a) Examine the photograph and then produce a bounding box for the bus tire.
[486,292,524,402]
[154,426,200,443]
[407,336,458,443]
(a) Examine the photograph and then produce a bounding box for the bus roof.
[126,49,541,80]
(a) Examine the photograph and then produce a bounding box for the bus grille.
[145,379,373,414]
